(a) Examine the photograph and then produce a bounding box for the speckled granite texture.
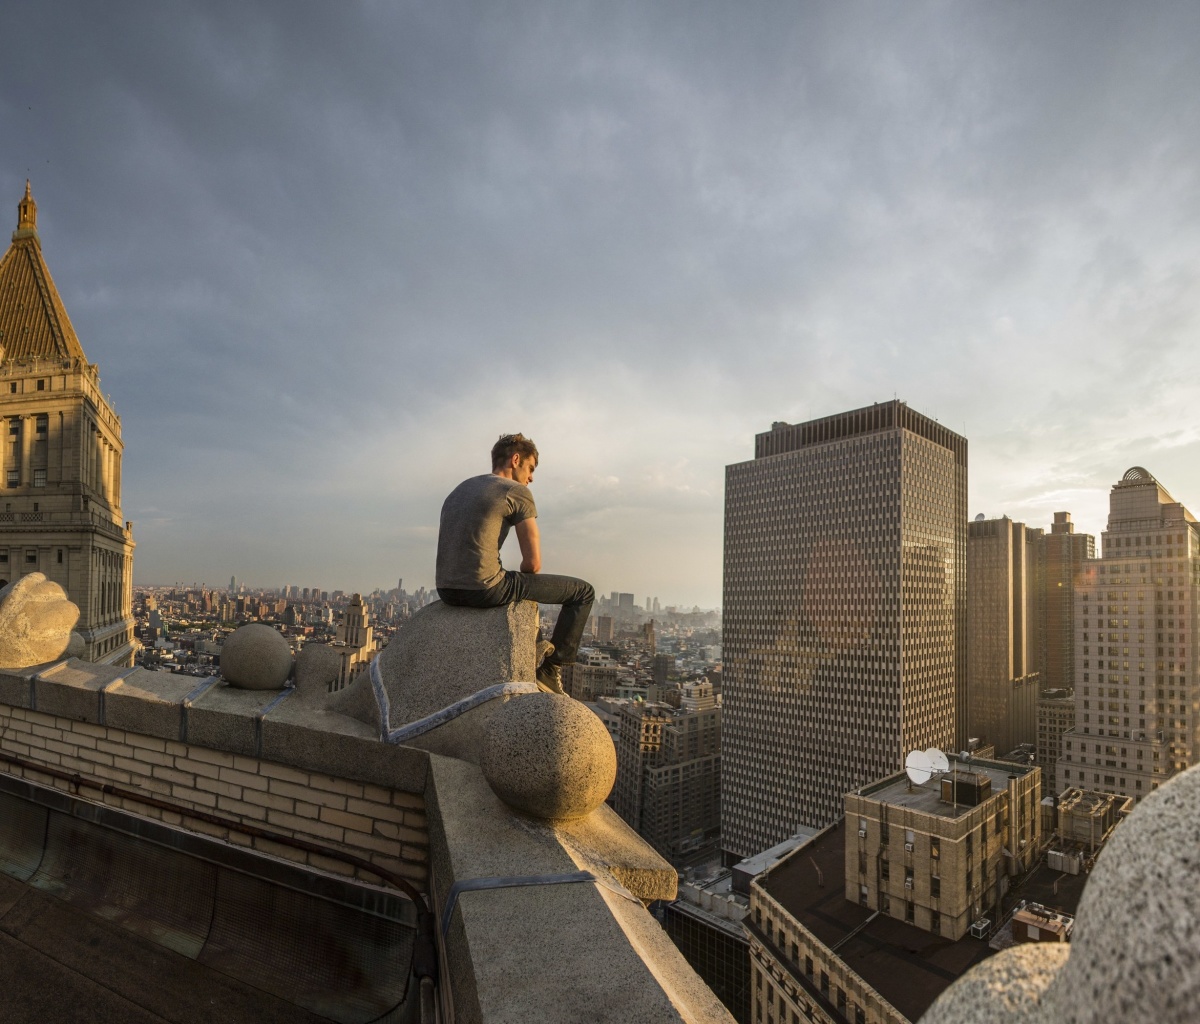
[481,693,616,820]
[923,763,1200,1024]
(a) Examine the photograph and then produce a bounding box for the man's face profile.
[513,454,537,486]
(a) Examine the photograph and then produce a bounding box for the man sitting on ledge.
[436,433,595,694]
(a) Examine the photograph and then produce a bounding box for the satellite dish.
[927,748,950,774]
[905,749,934,785]
[974,513,986,522]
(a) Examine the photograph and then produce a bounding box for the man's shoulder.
[444,474,535,509]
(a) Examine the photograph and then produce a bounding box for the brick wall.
[0,702,428,888]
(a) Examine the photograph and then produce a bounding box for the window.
[36,379,45,391]
[931,876,940,898]
[25,550,36,564]
[32,469,45,487]
[930,837,940,859]
[930,911,941,935]
[906,900,914,922]
[35,415,47,436]
[6,471,16,488]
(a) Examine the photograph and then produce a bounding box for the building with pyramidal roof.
[0,182,136,665]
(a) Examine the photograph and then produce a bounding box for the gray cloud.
[2,1,1199,603]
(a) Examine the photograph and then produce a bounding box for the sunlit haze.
[3,1,1199,605]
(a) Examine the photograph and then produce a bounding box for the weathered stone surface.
[921,944,1069,1024]
[330,600,538,731]
[927,762,1200,1024]
[1040,762,1200,1024]
[480,693,616,820]
[293,643,342,704]
[219,624,293,690]
[425,754,729,1023]
[0,573,81,669]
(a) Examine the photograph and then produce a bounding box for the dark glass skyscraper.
[722,401,966,857]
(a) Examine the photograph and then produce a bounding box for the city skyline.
[3,2,1199,606]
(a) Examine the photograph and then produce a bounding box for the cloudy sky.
[2,2,1198,607]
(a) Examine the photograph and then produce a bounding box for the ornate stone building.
[1058,466,1199,804]
[722,401,966,856]
[0,183,136,665]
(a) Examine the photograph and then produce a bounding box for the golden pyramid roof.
[0,181,88,364]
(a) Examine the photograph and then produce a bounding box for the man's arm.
[515,517,541,574]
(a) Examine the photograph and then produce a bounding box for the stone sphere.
[481,694,616,821]
[1040,762,1200,1024]
[220,624,293,690]
[293,642,343,703]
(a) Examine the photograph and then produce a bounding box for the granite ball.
[293,642,344,703]
[481,693,616,821]
[922,944,1069,1024]
[1039,762,1200,1024]
[220,624,293,690]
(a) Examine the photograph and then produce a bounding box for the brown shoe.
[536,660,564,694]
[536,638,555,667]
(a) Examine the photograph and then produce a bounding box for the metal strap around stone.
[368,656,392,739]
[179,674,222,744]
[378,671,541,746]
[96,665,141,726]
[439,871,643,938]
[254,686,295,758]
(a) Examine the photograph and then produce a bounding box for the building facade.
[1058,466,1200,804]
[1040,512,1095,691]
[1036,687,1075,795]
[0,184,135,665]
[611,680,723,863]
[843,755,1042,941]
[966,517,1042,754]
[722,401,966,856]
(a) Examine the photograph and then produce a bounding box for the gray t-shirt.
[436,475,538,590]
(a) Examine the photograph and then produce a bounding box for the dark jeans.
[439,571,595,666]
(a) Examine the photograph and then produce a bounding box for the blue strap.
[383,681,541,745]
[439,870,644,937]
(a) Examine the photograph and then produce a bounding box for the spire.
[0,187,88,363]
[16,180,37,234]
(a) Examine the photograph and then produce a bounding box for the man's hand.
[516,517,542,574]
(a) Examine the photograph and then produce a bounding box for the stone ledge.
[425,754,734,1024]
[0,660,427,796]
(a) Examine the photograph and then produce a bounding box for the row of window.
[2,469,47,487]
[7,379,49,394]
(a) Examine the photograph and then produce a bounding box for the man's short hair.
[491,433,539,470]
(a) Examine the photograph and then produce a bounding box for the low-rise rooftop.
[857,756,1036,820]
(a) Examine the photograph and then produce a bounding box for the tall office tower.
[967,516,1043,754]
[0,184,136,666]
[722,401,966,857]
[1058,467,1200,804]
[1040,512,1095,690]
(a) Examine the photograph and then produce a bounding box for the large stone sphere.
[1040,762,1200,1024]
[481,693,616,821]
[293,642,343,703]
[220,624,293,690]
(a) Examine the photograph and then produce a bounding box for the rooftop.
[856,756,1035,819]
[758,823,995,1023]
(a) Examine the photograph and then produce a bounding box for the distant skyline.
[3,2,1199,607]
